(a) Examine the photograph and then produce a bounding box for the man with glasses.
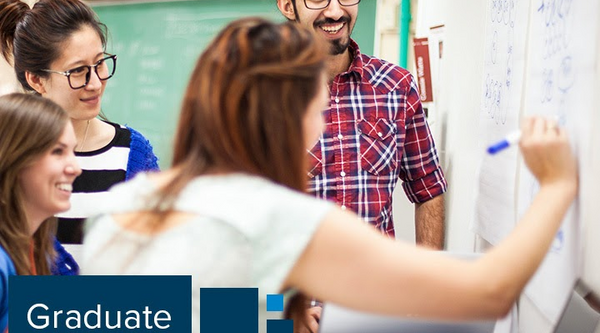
[276,2,447,327]
[277,0,446,242]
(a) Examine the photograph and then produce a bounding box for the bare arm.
[283,117,577,321]
[414,195,445,249]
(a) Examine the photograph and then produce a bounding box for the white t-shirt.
[82,172,334,332]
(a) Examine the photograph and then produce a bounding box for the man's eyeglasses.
[304,0,361,10]
[42,54,117,90]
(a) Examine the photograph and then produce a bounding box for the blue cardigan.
[52,240,79,276]
[0,246,15,332]
[125,126,160,180]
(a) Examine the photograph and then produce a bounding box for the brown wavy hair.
[157,17,327,325]
[0,0,107,92]
[0,93,69,275]
[159,17,327,199]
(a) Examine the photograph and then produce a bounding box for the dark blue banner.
[9,275,191,332]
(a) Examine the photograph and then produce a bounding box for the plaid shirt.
[306,40,447,237]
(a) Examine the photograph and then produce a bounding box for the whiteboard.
[473,0,600,329]
[473,0,530,246]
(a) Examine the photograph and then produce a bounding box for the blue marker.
[487,130,522,154]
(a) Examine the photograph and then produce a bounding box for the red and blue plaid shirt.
[306,40,447,237]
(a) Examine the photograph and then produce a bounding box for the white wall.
[0,0,36,95]
[0,55,19,95]
[422,0,487,252]
[379,0,486,251]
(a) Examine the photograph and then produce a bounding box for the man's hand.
[293,306,321,333]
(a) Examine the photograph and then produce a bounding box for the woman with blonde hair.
[83,18,578,333]
[0,93,81,331]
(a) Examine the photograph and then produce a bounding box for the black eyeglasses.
[42,54,117,90]
[304,0,361,10]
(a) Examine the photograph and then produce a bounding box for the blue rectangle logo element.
[9,275,191,332]
[266,294,284,312]
[267,319,293,333]
[200,288,258,333]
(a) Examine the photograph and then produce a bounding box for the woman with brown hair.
[82,18,577,333]
[0,93,81,331]
[0,0,159,257]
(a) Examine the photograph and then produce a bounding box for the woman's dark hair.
[0,0,107,91]
[0,93,69,275]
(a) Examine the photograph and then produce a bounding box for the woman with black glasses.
[0,0,159,259]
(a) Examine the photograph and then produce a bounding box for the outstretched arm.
[284,117,577,321]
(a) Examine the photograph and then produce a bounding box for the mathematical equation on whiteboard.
[482,0,518,125]
[535,0,574,122]
[482,0,576,125]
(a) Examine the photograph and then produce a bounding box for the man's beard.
[313,17,352,55]
[329,38,350,55]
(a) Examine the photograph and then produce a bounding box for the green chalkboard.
[93,0,377,168]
